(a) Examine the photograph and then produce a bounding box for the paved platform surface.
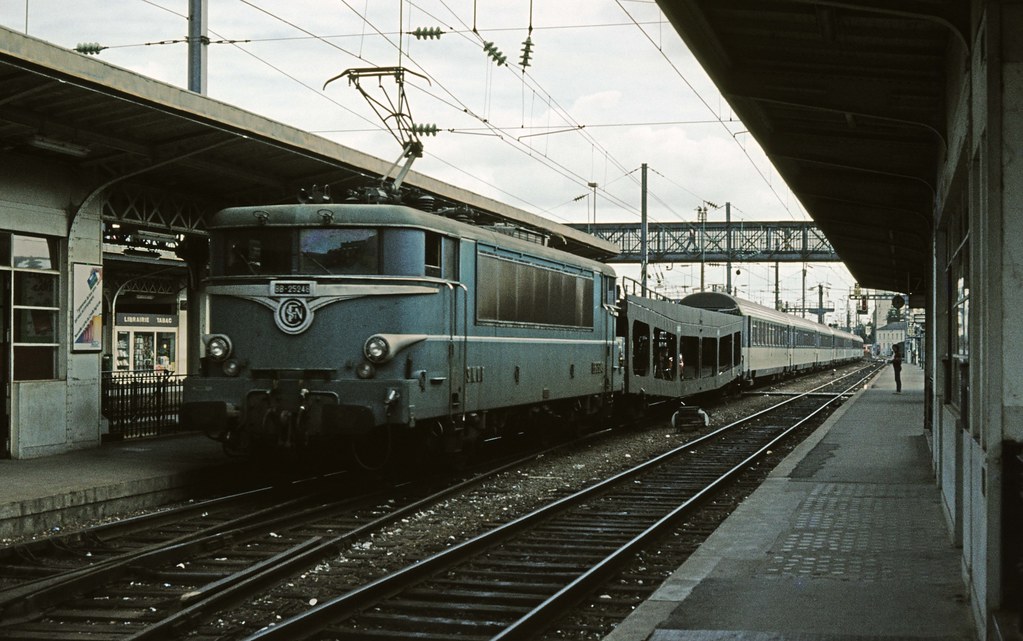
[0,433,248,541]
[606,362,976,641]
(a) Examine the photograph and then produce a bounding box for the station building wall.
[1,153,104,459]
[933,4,1023,638]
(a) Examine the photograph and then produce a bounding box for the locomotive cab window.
[221,230,291,275]
[214,228,381,276]
[300,229,379,275]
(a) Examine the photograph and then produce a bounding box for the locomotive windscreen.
[213,228,381,276]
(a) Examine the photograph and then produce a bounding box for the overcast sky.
[2,0,865,323]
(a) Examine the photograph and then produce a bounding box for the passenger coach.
[681,291,863,383]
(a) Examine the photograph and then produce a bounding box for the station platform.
[606,361,976,641]
[0,433,247,542]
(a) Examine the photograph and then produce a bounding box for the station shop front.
[113,314,179,373]
[110,308,185,374]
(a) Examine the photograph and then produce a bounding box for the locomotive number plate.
[271,281,313,296]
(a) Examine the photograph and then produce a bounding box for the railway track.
[0,363,880,640]
[240,363,881,641]
[0,452,555,640]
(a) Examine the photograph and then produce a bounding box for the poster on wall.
[72,263,103,352]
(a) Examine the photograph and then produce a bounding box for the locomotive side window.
[476,253,594,328]
[420,232,459,279]
[425,232,442,277]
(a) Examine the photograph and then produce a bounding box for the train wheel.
[349,425,393,472]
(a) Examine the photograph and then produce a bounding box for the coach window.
[733,331,742,367]
[653,328,677,381]
[10,234,60,380]
[680,336,699,380]
[718,333,732,373]
[632,321,650,376]
[701,337,716,378]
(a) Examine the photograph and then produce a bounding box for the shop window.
[12,235,57,270]
[7,235,60,381]
[156,332,176,371]
[115,322,179,372]
[13,346,55,380]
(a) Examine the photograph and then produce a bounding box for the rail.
[246,364,882,640]
[101,369,187,439]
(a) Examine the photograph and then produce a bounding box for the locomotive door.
[1,270,9,458]
[450,282,467,414]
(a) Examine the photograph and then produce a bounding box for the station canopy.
[656,0,965,301]
[0,27,616,262]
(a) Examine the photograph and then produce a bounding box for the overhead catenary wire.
[614,0,802,220]
[119,0,768,226]
[123,0,695,218]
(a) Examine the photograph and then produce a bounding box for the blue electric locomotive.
[181,203,620,467]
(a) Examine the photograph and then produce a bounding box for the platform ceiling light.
[27,135,91,158]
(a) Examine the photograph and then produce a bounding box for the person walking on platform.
[891,345,903,394]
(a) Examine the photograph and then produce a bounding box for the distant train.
[181,203,861,468]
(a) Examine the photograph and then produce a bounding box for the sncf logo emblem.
[275,298,313,334]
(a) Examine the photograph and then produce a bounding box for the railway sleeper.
[344,610,511,634]
[403,587,549,605]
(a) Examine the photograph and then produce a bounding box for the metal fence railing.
[101,370,186,440]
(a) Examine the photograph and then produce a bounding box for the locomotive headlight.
[205,334,232,361]
[364,335,391,363]
[356,362,376,379]
[222,359,241,377]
